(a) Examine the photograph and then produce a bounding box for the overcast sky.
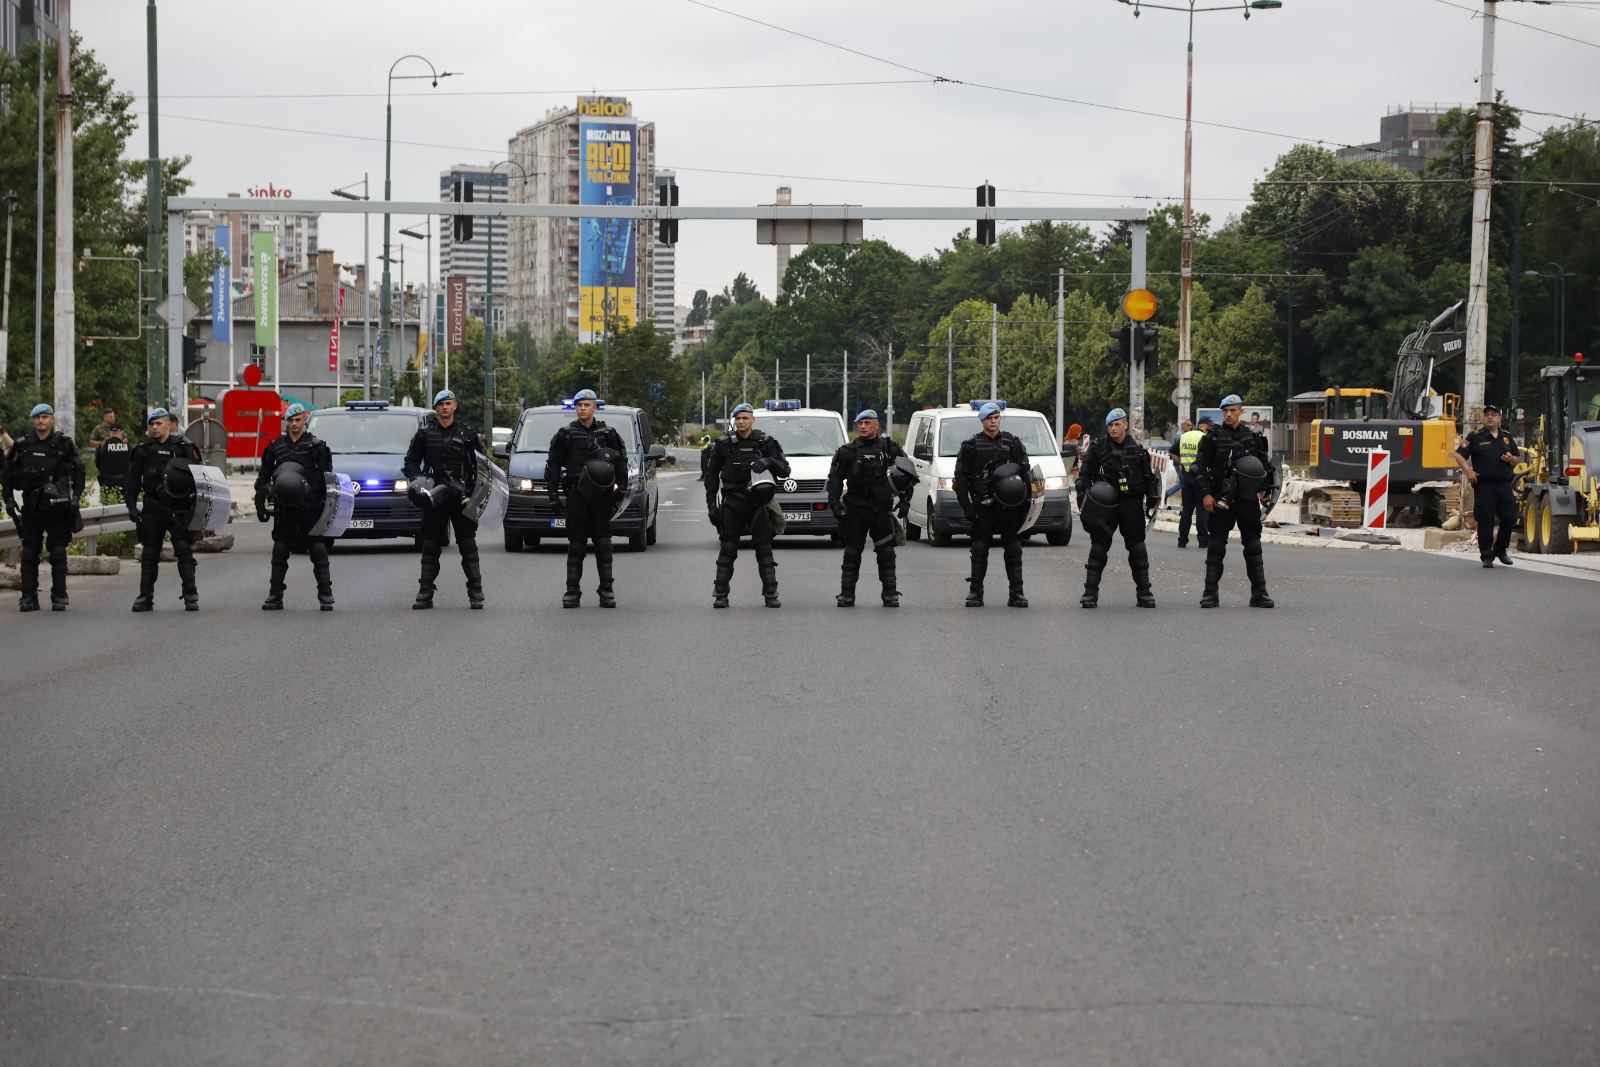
[81,0,1599,307]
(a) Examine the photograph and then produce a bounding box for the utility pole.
[1055,267,1065,441]
[145,0,162,410]
[989,303,998,400]
[741,361,748,404]
[33,32,45,389]
[700,370,705,426]
[843,349,849,421]
[1463,0,1497,432]
[1129,222,1148,439]
[775,355,781,403]
[886,342,894,437]
[946,325,954,408]
[52,0,74,439]
[805,353,811,408]
[1,193,16,382]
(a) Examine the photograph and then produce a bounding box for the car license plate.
[348,519,374,529]
[782,511,810,523]
[549,517,567,529]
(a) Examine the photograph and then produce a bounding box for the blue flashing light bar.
[345,400,391,411]
[764,399,802,411]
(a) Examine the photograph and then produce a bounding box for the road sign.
[1122,288,1158,322]
[155,293,200,325]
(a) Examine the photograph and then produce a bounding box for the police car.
[748,400,849,537]
[501,398,665,552]
[305,400,434,541]
[903,401,1075,546]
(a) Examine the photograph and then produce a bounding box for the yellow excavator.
[1518,355,1600,553]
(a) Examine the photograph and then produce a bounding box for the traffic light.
[1137,323,1159,374]
[452,179,474,243]
[1106,324,1131,364]
[657,176,679,246]
[976,182,996,245]
[182,335,207,378]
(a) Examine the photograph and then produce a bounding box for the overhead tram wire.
[1428,0,1600,48]
[138,78,943,101]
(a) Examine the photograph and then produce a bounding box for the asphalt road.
[2,467,1596,1065]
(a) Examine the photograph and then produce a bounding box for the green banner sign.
[252,231,278,347]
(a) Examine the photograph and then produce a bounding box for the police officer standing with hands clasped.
[255,403,336,610]
[3,403,85,611]
[126,407,204,612]
[404,389,488,610]
[1075,407,1158,609]
[1455,403,1520,568]
[1193,394,1274,608]
[704,402,790,608]
[954,401,1032,607]
[827,409,912,607]
[546,388,629,608]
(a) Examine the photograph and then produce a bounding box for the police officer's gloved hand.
[126,502,141,526]
[751,458,768,473]
[898,498,911,521]
[830,499,845,522]
[254,491,269,523]
[708,504,721,529]
[550,493,565,517]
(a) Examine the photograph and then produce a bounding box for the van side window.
[636,414,652,448]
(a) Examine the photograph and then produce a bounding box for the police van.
[748,400,849,537]
[903,402,1075,546]
[306,400,434,541]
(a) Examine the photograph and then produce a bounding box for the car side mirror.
[494,443,510,459]
[647,443,667,462]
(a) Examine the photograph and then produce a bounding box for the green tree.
[552,322,687,439]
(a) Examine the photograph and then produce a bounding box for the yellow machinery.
[1518,359,1600,553]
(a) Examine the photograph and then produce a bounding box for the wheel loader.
[1518,356,1600,554]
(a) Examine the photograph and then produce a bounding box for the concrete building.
[183,192,321,278]
[506,97,657,342]
[1,0,58,60]
[438,165,509,328]
[1335,106,1455,174]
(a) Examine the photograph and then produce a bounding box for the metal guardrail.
[0,504,138,552]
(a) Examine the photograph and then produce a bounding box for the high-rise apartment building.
[438,165,510,327]
[506,97,657,343]
[2,0,58,60]
[182,192,320,279]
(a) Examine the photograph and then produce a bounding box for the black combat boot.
[1200,556,1223,609]
[1244,544,1274,608]
[463,551,485,610]
[48,549,69,611]
[309,541,334,611]
[965,548,987,607]
[713,540,735,608]
[1080,543,1107,609]
[877,546,900,607]
[178,556,199,612]
[262,542,289,610]
[1004,543,1027,608]
[1130,543,1155,608]
[413,545,441,609]
[19,547,39,611]
[562,546,583,608]
[837,547,860,607]
[595,542,616,608]
[131,558,158,612]
[758,559,780,608]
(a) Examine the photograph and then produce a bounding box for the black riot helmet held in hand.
[988,462,1029,509]
[889,455,918,496]
[1229,452,1268,497]
[578,456,617,500]
[161,457,196,503]
[1080,479,1120,533]
[746,465,778,505]
[270,461,312,511]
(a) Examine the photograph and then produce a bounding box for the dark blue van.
[305,401,433,541]
[501,401,665,552]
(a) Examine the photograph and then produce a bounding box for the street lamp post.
[331,176,372,397]
[1116,0,1281,428]
[382,55,456,399]
[482,159,531,432]
[400,220,433,398]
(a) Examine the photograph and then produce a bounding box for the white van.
[904,403,1075,546]
[749,401,849,537]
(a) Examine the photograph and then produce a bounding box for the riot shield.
[186,464,233,532]
[308,473,358,537]
[1019,464,1046,533]
[463,452,510,528]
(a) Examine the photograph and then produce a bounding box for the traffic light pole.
[1129,222,1148,439]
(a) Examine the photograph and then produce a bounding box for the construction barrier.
[1363,449,1390,530]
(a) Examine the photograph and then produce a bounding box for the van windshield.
[937,415,1057,457]
[753,415,846,456]
[306,412,420,455]
[515,411,639,454]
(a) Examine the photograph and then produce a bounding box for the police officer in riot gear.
[1075,407,1158,609]
[1193,393,1275,608]
[827,409,912,607]
[1454,403,1520,568]
[404,389,488,610]
[705,402,791,608]
[546,388,629,608]
[126,407,204,612]
[954,401,1032,608]
[3,403,85,611]
[255,402,335,610]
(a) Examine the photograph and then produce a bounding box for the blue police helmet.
[284,403,307,419]
[432,389,457,408]
[730,402,754,417]
[977,401,1003,421]
[147,407,171,425]
[854,409,879,424]
[29,402,53,417]
[1105,407,1129,427]
[1220,393,1244,408]
[574,388,599,403]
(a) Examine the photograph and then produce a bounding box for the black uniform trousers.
[1086,497,1152,591]
[1204,495,1265,591]
[715,494,777,593]
[419,504,479,574]
[1474,480,1516,559]
[1178,473,1210,547]
[969,505,1024,589]
[839,499,897,593]
[562,491,615,593]
[268,508,331,595]
[139,500,197,596]
[17,507,74,601]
